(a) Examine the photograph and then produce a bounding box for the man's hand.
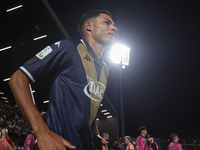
[101,139,108,145]
[36,129,76,150]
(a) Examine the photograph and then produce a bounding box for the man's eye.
[105,21,109,24]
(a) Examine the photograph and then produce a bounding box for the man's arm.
[9,70,75,150]
[102,145,106,150]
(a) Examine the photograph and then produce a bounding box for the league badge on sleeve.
[36,46,52,59]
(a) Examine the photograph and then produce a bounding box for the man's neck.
[0,135,6,142]
[84,37,105,60]
[141,134,145,137]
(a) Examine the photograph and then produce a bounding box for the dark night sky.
[1,0,200,139]
[47,0,200,138]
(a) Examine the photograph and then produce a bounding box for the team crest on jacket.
[84,76,105,101]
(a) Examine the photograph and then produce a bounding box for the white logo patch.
[55,41,61,48]
[84,76,105,101]
[36,46,52,60]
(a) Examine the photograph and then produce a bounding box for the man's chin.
[103,40,114,48]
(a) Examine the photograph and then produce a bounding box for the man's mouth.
[108,33,115,37]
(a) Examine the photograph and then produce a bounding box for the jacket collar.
[80,38,103,62]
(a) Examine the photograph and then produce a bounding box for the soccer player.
[9,10,117,150]
[135,126,148,150]
[147,134,158,150]
[168,134,182,150]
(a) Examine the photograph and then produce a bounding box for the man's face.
[174,135,179,143]
[148,137,153,142]
[142,130,148,137]
[90,13,118,47]
[105,134,109,141]
[124,138,130,144]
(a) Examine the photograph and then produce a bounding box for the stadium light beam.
[110,44,130,68]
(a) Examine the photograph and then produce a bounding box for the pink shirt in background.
[24,133,35,150]
[135,135,147,150]
[168,142,182,150]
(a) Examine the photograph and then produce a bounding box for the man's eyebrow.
[104,18,115,26]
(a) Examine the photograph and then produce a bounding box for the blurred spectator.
[24,130,35,150]
[113,138,124,150]
[101,133,109,150]
[0,101,30,134]
[6,134,15,148]
[0,128,12,150]
[147,135,158,150]
[168,134,182,150]
[124,136,134,150]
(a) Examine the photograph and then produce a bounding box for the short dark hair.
[78,10,112,37]
[139,126,147,133]
[169,133,177,142]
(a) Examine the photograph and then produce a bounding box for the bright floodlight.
[110,44,130,68]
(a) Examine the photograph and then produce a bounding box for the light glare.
[3,78,10,81]
[101,110,107,112]
[43,100,49,103]
[104,112,110,115]
[0,46,12,52]
[0,92,4,95]
[107,115,112,118]
[41,111,46,114]
[6,5,23,12]
[1,97,7,100]
[110,44,130,66]
[33,35,47,41]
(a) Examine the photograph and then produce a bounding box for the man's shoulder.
[136,135,142,142]
[169,142,175,147]
[58,39,81,47]
[0,141,12,150]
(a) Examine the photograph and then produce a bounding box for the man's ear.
[85,21,92,32]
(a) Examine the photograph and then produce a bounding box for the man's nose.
[111,25,118,33]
